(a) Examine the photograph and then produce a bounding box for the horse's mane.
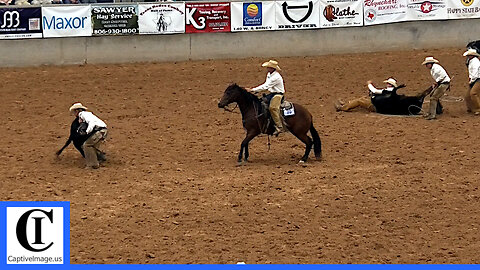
[230,83,261,105]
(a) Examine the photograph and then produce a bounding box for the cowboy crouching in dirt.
[69,103,108,169]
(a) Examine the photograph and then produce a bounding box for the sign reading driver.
[275,0,320,30]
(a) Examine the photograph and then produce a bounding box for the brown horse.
[218,83,321,164]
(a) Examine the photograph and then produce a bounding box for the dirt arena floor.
[1,47,480,264]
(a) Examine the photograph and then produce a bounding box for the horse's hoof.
[236,161,244,167]
[298,160,307,166]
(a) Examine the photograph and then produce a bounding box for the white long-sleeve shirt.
[368,84,394,95]
[79,111,107,134]
[430,63,450,83]
[468,57,480,83]
[252,71,285,94]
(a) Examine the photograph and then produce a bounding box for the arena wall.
[2,19,479,67]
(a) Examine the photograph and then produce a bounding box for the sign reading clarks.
[320,0,363,28]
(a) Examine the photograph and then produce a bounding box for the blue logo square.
[243,2,262,26]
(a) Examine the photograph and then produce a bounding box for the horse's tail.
[310,123,322,159]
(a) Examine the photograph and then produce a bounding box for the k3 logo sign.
[276,0,320,30]
[185,3,230,33]
[1,11,20,28]
[186,6,206,30]
[2,202,70,265]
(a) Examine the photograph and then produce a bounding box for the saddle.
[259,94,295,134]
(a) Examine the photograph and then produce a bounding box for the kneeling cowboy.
[247,60,285,136]
[69,103,108,169]
[422,57,450,120]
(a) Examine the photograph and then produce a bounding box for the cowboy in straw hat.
[422,56,450,120]
[246,60,285,136]
[463,49,480,114]
[334,78,398,112]
[69,102,108,169]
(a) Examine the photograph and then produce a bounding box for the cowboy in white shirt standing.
[463,49,480,115]
[246,60,285,136]
[422,57,451,120]
[335,78,397,112]
[69,103,108,169]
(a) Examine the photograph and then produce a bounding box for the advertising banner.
[446,0,480,19]
[185,2,230,33]
[275,0,321,30]
[231,2,275,32]
[364,0,408,25]
[42,6,92,38]
[0,8,42,39]
[320,0,363,28]
[91,5,138,36]
[138,3,185,34]
[406,0,448,20]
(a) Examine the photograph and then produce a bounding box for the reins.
[222,103,239,113]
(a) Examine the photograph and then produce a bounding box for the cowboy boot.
[426,99,438,120]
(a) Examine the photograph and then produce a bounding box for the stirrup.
[273,127,282,137]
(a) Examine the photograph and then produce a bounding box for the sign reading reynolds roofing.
[42,6,91,38]
[364,0,408,25]
[138,3,185,34]
[0,8,42,39]
[406,0,447,20]
[91,5,138,36]
[276,0,320,29]
[231,2,275,31]
[446,0,480,19]
[185,2,230,33]
[320,0,363,28]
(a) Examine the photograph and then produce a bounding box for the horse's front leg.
[238,132,259,164]
[237,144,244,164]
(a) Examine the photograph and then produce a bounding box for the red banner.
[185,2,231,33]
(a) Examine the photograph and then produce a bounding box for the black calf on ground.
[372,85,437,115]
[56,117,89,157]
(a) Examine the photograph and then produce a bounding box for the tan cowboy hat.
[69,102,87,112]
[383,78,398,87]
[463,48,480,57]
[261,60,281,71]
[421,56,439,65]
